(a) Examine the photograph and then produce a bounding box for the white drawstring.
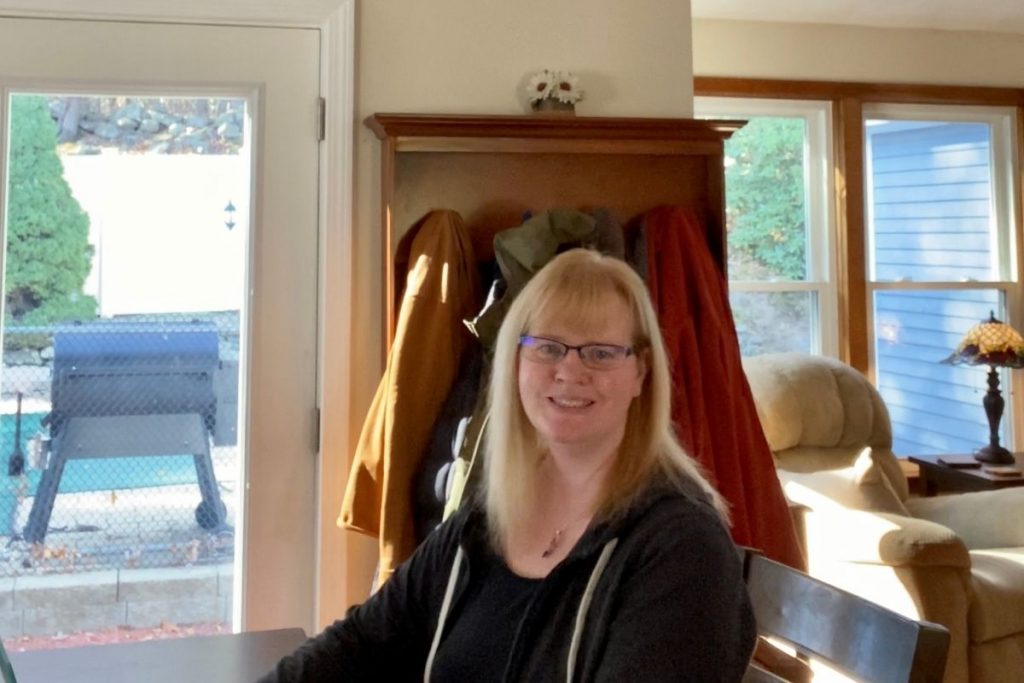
[424,535,619,683]
[423,546,464,683]
[566,538,619,683]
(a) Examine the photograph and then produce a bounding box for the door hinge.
[317,97,326,142]
[313,406,321,451]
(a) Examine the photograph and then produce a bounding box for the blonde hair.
[484,248,726,547]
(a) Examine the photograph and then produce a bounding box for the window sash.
[867,283,1015,454]
[695,96,838,356]
[863,103,1018,284]
[863,104,1020,455]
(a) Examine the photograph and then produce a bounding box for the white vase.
[531,99,575,116]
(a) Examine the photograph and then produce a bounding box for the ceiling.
[691,0,1024,36]
[0,1,1020,36]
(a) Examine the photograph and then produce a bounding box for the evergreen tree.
[5,95,96,324]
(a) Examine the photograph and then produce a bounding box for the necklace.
[541,528,564,559]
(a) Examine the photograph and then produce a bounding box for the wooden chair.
[741,550,950,683]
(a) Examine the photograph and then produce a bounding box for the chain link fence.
[0,312,239,578]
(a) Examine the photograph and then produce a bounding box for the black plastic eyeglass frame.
[518,335,635,369]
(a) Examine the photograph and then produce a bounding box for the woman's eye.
[590,347,615,361]
[536,343,563,358]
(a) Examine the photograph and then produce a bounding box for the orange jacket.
[339,209,480,582]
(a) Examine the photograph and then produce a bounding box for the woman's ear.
[632,348,649,398]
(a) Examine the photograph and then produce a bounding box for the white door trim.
[0,0,358,631]
[316,0,357,629]
[0,1,345,28]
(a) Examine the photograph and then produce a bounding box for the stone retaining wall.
[52,96,245,155]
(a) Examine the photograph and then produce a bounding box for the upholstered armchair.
[742,352,1024,683]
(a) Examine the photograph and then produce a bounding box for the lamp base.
[974,445,1016,465]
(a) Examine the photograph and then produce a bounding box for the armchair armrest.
[906,488,1024,549]
[803,508,970,568]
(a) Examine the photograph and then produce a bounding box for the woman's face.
[517,295,647,459]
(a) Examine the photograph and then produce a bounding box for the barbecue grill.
[24,320,229,544]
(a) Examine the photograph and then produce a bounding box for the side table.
[907,453,1024,496]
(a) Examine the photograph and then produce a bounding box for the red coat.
[641,206,804,569]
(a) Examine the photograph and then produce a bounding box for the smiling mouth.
[549,397,594,408]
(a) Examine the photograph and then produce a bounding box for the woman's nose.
[553,349,589,380]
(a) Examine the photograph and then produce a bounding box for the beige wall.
[333,11,1024,625]
[693,19,1024,87]
[337,0,696,609]
[358,0,695,119]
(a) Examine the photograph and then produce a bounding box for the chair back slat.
[742,662,789,683]
[742,550,949,683]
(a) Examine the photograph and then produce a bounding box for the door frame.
[314,0,358,630]
[0,0,358,632]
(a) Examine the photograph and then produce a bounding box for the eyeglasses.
[518,335,635,370]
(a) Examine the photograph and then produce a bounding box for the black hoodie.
[258,477,755,682]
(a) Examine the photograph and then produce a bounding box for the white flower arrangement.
[525,69,583,106]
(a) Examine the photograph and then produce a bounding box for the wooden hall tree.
[346,113,804,576]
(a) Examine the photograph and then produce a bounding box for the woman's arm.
[256,516,463,682]
[592,503,755,682]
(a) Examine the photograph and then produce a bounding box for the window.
[865,105,1019,455]
[695,98,837,356]
[695,78,1024,456]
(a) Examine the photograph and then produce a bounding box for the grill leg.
[193,438,227,531]
[24,442,68,545]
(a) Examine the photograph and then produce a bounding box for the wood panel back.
[393,151,710,262]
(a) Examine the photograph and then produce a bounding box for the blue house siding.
[875,288,999,456]
[870,121,994,283]
[868,120,1000,456]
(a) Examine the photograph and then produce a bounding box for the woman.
[261,249,755,682]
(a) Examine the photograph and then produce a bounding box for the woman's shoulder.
[616,477,735,555]
[633,472,723,522]
[640,486,725,527]
[404,503,476,568]
[424,499,489,556]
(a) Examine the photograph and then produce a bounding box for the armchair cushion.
[742,352,891,452]
[743,353,908,501]
[968,548,1024,643]
[778,448,909,516]
[803,508,970,569]
[906,488,1024,550]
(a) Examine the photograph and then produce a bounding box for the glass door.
[0,18,320,648]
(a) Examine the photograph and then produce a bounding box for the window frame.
[863,103,1021,453]
[695,96,839,357]
[694,77,1024,451]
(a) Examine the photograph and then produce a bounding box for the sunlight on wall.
[61,152,248,317]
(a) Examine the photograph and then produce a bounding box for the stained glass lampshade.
[942,311,1024,464]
